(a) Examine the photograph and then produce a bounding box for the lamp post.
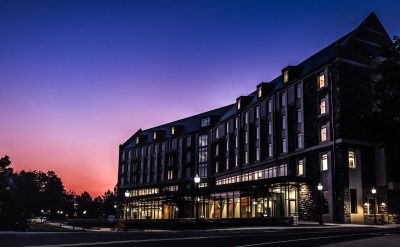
[371,187,377,224]
[194,174,201,221]
[82,210,87,230]
[124,191,130,231]
[317,183,323,226]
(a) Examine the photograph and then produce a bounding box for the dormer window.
[257,86,262,98]
[201,117,210,127]
[283,70,289,83]
[171,127,175,135]
[237,99,241,110]
[153,132,157,140]
[318,73,326,88]
[136,136,140,144]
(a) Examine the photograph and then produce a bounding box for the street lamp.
[82,210,87,230]
[124,191,130,231]
[194,174,201,221]
[371,187,377,224]
[317,183,323,226]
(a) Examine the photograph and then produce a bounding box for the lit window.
[226,158,229,170]
[245,112,249,124]
[258,86,262,98]
[215,161,219,173]
[226,140,229,152]
[201,117,210,127]
[321,153,328,171]
[283,70,289,83]
[153,132,157,140]
[297,108,302,123]
[321,125,327,142]
[256,148,260,161]
[215,128,219,139]
[237,99,241,110]
[296,84,302,98]
[235,117,238,129]
[215,144,219,156]
[320,99,326,115]
[171,127,175,135]
[136,137,140,144]
[245,151,249,164]
[167,170,173,180]
[235,136,238,148]
[297,133,303,148]
[282,138,287,153]
[226,122,230,134]
[268,100,272,113]
[235,155,238,167]
[256,127,260,140]
[245,131,248,144]
[256,106,260,119]
[297,159,304,176]
[282,115,286,130]
[348,150,356,169]
[318,73,326,88]
[268,121,272,135]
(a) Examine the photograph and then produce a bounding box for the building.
[117,13,399,224]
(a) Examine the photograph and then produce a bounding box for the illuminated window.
[256,106,260,119]
[153,132,157,140]
[268,121,272,135]
[215,128,219,139]
[171,127,175,135]
[245,112,249,124]
[198,134,208,178]
[258,86,262,98]
[226,158,229,170]
[318,73,326,88]
[136,136,140,144]
[235,117,238,129]
[245,151,249,164]
[237,99,241,110]
[256,148,260,161]
[215,161,219,173]
[321,125,327,142]
[245,131,248,144]
[215,144,219,156]
[226,140,229,152]
[201,117,210,127]
[226,122,230,134]
[282,115,286,129]
[321,153,328,171]
[320,99,326,115]
[235,136,238,148]
[283,70,289,83]
[348,150,356,169]
[297,159,304,176]
[235,155,238,167]
[167,170,173,180]
[268,143,272,157]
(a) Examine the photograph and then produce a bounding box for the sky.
[0,0,399,197]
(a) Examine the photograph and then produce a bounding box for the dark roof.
[122,13,389,149]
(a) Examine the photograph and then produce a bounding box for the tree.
[369,36,400,180]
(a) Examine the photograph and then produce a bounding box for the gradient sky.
[0,0,399,197]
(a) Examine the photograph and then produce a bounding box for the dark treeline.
[0,156,117,230]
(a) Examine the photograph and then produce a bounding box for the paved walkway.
[321,234,400,247]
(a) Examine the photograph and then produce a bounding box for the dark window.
[350,189,357,214]
[323,190,329,214]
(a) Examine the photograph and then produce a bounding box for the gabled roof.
[121,13,390,149]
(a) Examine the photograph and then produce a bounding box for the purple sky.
[0,0,399,196]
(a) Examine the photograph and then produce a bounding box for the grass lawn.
[27,223,74,232]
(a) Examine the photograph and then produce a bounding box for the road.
[1,225,399,247]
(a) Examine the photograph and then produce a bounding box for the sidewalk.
[321,234,400,247]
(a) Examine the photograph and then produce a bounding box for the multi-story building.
[117,13,399,223]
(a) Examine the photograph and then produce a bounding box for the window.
[186,136,191,147]
[235,155,238,167]
[297,133,303,148]
[153,132,157,140]
[245,112,249,124]
[171,127,175,135]
[321,153,328,171]
[215,161,219,173]
[268,121,272,135]
[297,108,302,123]
[245,131,248,144]
[235,136,238,148]
[226,140,229,152]
[198,134,208,178]
[256,106,260,119]
[296,84,302,98]
[256,127,260,140]
[226,122,230,134]
[201,117,210,127]
[237,99,241,110]
[282,138,287,153]
[258,86,262,98]
[283,70,289,83]
[268,100,272,113]
[226,158,229,170]
[323,190,329,214]
[215,144,219,156]
[136,137,140,144]
[199,163,207,178]
[122,151,126,161]
[282,115,286,129]
[167,170,173,180]
[281,93,286,107]
[256,148,260,161]
[320,125,327,142]
[320,98,326,115]
[348,150,356,169]
[297,159,304,176]
[215,128,219,139]
[268,143,273,157]
[350,189,357,214]
[318,73,326,89]
[235,117,239,129]
[245,151,249,164]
